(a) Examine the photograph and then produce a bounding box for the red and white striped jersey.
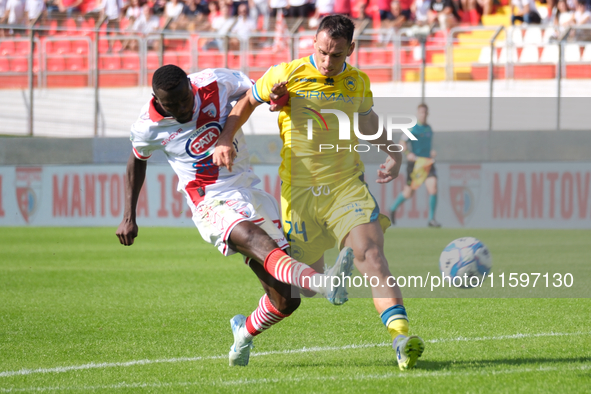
[130,68,258,209]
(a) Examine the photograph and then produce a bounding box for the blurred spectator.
[47,0,84,22]
[203,1,234,50]
[412,0,431,25]
[125,0,141,20]
[385,0,410,29]
[428,0,460,28]
[573,0,590,24]
[289,0,308,17]
[511,0,541,24]
[122,4,160,50]
[5,0,26,33]
[100,0,123,51]
[231,0,248,16]
[269,0,288,17]
[152,0,166,17]
[230,2,254,48]
[556,0,574,26]
[0,0,7,37]
[180,0,209,30]
[249,0,269,30]
[25,0,44,22]
[165,0,184,21]
[312,0,334,20]
[334,0,351,17]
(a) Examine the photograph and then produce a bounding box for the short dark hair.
[418,103,428,110]
[316,15,355,45]
[152,64,187,92]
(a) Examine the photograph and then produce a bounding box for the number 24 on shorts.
[285,221,308,242]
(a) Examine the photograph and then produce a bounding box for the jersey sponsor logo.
[161,128,183,146]
[185,121,222,161]
[295,90,354,104]
[324,77,335,86]
[344,76,357,92]
[295,77,317,83]
[201,102,217,119]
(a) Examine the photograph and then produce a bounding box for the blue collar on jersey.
[309,55,347,74]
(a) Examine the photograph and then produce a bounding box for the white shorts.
[192,187,289,260]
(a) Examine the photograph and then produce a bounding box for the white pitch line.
[0,331,589,379]
[2,363,591,392]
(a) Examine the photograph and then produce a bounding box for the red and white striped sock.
[244,294,290,340]
[263,248,325,293]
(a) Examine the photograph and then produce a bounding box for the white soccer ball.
[439,237,492,288]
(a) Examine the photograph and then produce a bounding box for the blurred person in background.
[288,0,308,18]
[152,0,166,16]
[428,0,460,29]
[230,2,254,48]
[232,0,248,16]
[249,0,269,30]
[180,0,209,30]
[333,0,351,17]
[47,0,83,27]
[203,1,234,50]
[122,3,160,50]
[511,0,541,24]
[100,0,123,51]
[125,0,141,20]
[25,0,44,23]
[412,0,431,25]
[5,0,26,33]
[0,0,7,37]
[269,0,288,18]
[165,0,184,20]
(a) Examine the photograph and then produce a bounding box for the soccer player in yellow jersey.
[214,15,425,370]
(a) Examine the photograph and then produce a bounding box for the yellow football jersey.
[253,55,374,186]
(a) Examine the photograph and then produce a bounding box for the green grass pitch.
[1,227,590,393]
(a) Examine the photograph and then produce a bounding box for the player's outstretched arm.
[358,110,403,183]
[116,151,147,246]
[214,82,287,171]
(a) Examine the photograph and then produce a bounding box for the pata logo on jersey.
[185,122,222,161]
[292,99,417,153]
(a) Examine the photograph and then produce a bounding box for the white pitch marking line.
[2,363,591,392]
[0,331,589,379]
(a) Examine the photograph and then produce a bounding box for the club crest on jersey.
[201,102,217,118]
[344,76,356,91]
[185,122,222,160]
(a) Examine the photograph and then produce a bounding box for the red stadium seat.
[177,54,191,70]
[100,56,122,70]
[147,53,160,70]
[0,41,15,56]
[72,40,89,54]
[66,56,87,71]
[163,53,178,66]
[47,57,66,71]
[52,40,72,55]
[10,57,28,72]
[98,39,109,53]
[121,54,140,70]
[0,57,9,72]
[15,41,30,55]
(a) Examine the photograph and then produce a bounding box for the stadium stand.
[1,0,591,88]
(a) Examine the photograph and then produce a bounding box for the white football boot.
[324,247,355,305]
[229,314,254,366]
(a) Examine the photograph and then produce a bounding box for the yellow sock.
[387,318,409,341]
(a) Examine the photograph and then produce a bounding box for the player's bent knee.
[270,294,301,315]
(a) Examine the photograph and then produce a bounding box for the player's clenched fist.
[116,218,138,246]
[376,155,402,184]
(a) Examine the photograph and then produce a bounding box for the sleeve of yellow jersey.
[252,63,290,104]
[358,71,374,116]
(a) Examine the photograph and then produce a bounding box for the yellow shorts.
[281,175,391,265]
